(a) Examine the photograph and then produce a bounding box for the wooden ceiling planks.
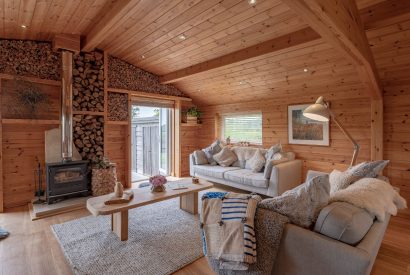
[1,0,408,106]
[0,0,112,41]
[160,27,321,84]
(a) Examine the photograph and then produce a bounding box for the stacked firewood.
[73,52,104,112]
[108,92,128,121]
[73,115,104,160]
[91,165,117,196]
[108,55,186,97]
[0,40,61,80]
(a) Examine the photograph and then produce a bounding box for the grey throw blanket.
[207,207,289,275]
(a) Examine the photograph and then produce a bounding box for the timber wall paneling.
[198,94,373,179]
[0,75,61,210]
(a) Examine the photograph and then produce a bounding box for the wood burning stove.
[46,160,90,204]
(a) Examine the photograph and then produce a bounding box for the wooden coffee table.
[86,178,213,241]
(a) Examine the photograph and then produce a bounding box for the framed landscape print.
[288,104,329,146]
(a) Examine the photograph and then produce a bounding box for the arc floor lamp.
[303,96,360,167]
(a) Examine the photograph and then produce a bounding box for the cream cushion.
[213,147,238,167]
[248,149,266,172]
[193,150,208,165]
[193,165,240,179]
[224,169,269,188]
[314,202,374,245]
[330,160,390,194]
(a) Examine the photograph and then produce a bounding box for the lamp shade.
[303,96,330,122]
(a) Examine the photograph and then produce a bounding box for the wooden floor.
[0,204,409,275]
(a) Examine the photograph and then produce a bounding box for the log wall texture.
[73,51,104,112]
[108,92,128,121]
[108,55,186,97]
[73,115,104,160]
[0,40,61,80]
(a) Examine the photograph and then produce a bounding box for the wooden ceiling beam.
[81,0,138,52]
[159,27,320,84]
[281,0,383,99]
[359,0,410,31]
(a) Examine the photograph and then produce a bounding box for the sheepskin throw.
[259,175,330,228]
[213,148,238,167]
[330,177,407,221]
[330,160,390,193]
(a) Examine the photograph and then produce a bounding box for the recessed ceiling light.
[21,25,27,29]
[141,55,145,59]
[179,34,186,40]
[248,0,257,6]
[303,68,309,73]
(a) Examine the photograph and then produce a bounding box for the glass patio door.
[159,108,171,175]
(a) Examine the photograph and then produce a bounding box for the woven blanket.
[207,207,289,275]
[201,192,261,271]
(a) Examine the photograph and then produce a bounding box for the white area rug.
[52,198,203,275]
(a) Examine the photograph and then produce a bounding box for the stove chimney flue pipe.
[61,50,73,162]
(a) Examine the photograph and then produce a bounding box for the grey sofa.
[272,170,389,275]
[189,146,302,197]
[208,170,389,275]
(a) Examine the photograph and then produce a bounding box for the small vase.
[114,181,124,198]
[151,185,166,193]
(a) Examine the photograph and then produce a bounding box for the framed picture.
[288,104,329,146]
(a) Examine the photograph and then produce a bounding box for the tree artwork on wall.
[7,78,51,119]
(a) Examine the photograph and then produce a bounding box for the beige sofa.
[189,146,302,197]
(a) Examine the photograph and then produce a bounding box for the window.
[222,112,262,144]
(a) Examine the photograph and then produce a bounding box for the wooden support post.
[215,113,221,140]
[180,192,198,214]
[0,80,3,212]
[172,100,181,177]
[371,99,384,161]
[111,210,129,241]
[103,52,108,156]
[53,34,81,52]
[125,95,132,187]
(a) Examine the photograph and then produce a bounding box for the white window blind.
[222,113,262,144]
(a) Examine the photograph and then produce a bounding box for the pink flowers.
[149,175,167,187]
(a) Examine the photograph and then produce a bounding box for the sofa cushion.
[330,160,390,193]
[231,159,246,168]
[314,202,374,245]
[202,140,222,165]
[193,165,240,179]
[213,147,238,167]
[264,158,290,180]
[224,169,269,188]
[231,146,267,162]
[259,174,330,228]
[193,150,208,165]
[265,143,282,160]
[247,149,266,172]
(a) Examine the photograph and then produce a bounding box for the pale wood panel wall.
[2,124,56,208]
[179,101,198,177]
[105,124,127,186]
[196,93,372,179]
[366,17,410,202]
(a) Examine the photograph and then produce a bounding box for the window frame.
[221,111,263,145]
